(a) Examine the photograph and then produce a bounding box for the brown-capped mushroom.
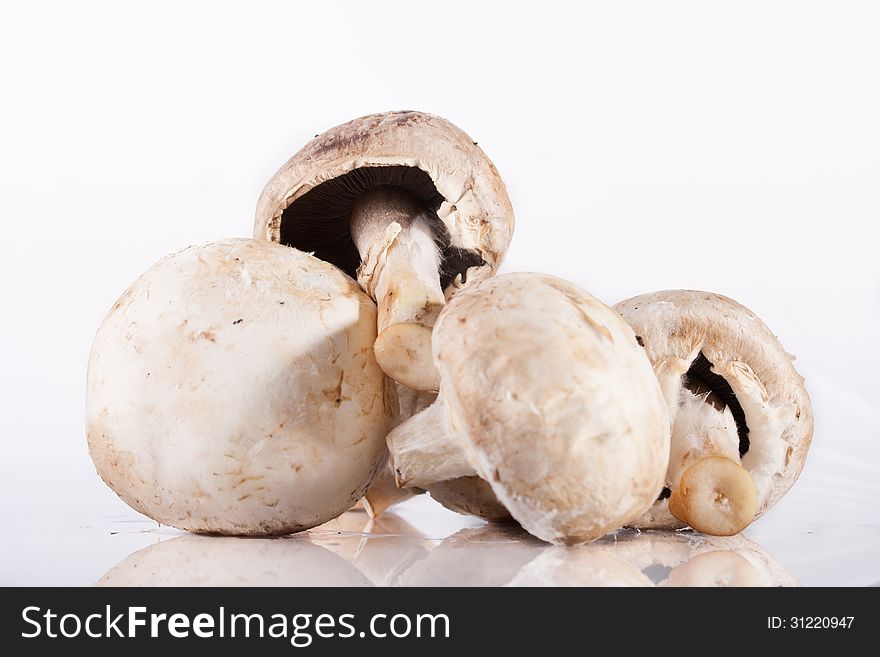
[387,273,671,544]
[614,290,813,535]
[86,239,394,535]
[255,111,514,390]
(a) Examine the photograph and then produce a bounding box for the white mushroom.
[387,273,671,545]
[255,111,515,390]
[86,239,395,535]
[614,290,813,535]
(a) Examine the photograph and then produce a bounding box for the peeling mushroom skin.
[614,290,813,533]
[254,111,515,390]
[86,239,394,535]
[387,273,671,545]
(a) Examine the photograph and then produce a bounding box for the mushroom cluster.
[86,110,812,548]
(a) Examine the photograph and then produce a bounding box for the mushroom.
[361,386,510,520]
[614,290,813,535]
[255,110,514,390]
[96,535,372,587]
[86,238,395,535]
[386,273,671,544]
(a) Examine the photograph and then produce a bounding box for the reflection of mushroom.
[86,239,394,535]
[96,535,371,586]
[387,273,671,544]
[615,291,813,535]
[664,550,759,587]
[609,528,797,587]
[506,546,653,587]
[395,525,545,587]
[308,509,434,587]
[255,111,514,390]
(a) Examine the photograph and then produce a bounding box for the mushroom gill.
[279,165,484,288]
[683,352,750,457]
[654,352,751,505]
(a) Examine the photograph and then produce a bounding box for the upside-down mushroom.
[254,110,514,391]
[86,239,395,535]
[610,529,797,587]
[386,273,671,544]
[614,290,813,536]
[97,536,371,587]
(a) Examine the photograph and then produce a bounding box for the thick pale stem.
[668,387,741,487]
[350,186,444,391]
[667,387,756,535]
[668,456,757,536]
[362,463,417,518]
[385,394,475,488]
[362,386,436,517]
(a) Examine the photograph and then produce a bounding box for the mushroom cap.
[614,290,813,529]
[254,110,514,291]
[86,238,394,535]
[426,476,513,522]
[433,273,671,544]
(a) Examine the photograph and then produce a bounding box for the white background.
[1,1,878,585]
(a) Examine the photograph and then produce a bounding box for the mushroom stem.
[386,394,475,488]
[667,387,741,487]
[362,464,417,518]
[668,456,757,536]
[666,387,757,535]
[350,185,445,391]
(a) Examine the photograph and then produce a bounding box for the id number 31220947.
[768,617,855,629]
